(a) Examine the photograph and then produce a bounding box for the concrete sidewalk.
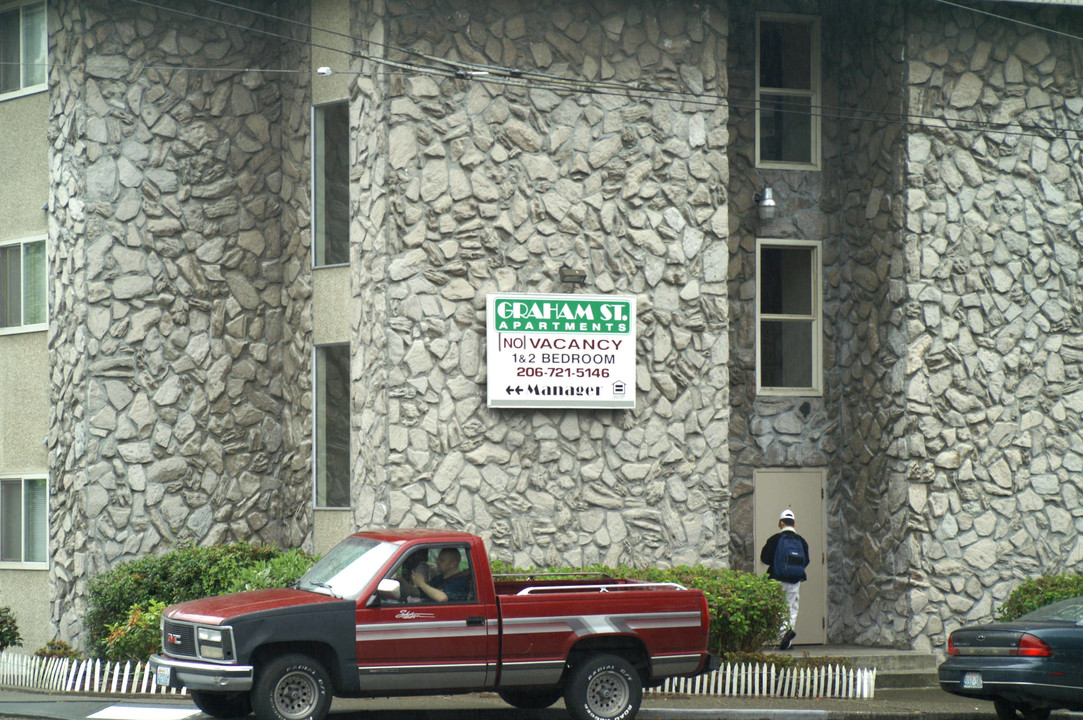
[0,686,1023,720]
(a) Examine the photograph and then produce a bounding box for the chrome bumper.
[150,654,254,692]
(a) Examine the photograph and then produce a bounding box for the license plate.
[962,672,983,689]
[156,665,172,687]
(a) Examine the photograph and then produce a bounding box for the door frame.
[753,467,827,645]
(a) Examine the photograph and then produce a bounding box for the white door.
[754,468,826,645]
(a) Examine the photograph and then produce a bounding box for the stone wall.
[349,0,733,570]
[47,0,312,643]
[902,2,1083,652]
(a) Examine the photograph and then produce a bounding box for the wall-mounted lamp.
[559,265,587,284]
[754,187,777,221]
[316,66,333,76]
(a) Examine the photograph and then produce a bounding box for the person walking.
[760,508,810,650]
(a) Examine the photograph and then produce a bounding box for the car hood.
[164,588,344,625]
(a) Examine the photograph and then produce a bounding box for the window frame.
[311,100,350,268]
[755,12,821,171]
[313,343,351,509]
[755,238,823,397]
[0,0,47,101]
[0,474,48,569]
[0,233,47,335]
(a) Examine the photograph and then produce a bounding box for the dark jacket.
[760,528,810,583]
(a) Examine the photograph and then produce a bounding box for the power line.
[47,0,1078,144]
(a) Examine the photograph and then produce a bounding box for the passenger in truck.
[413,547,472,603]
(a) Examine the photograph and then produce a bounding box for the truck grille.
[162,619,198,658]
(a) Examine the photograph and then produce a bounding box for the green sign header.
[493,298,632,334]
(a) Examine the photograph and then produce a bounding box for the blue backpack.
[773,533,807,582]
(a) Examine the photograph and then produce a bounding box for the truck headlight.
[197,627,227,659]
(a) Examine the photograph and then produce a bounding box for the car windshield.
[1018,596,1083,624]
[296,536,399,599]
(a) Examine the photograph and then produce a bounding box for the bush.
[0,607,22,652]
[227,549,318,593]
[86,542,316,657]
[103,601,166,662]
[997,575,1083,622]
[35,639,82,660]
[491,561,787,655]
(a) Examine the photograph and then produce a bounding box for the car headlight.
[197,628,223,644]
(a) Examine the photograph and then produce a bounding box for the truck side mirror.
[369,578,401,607]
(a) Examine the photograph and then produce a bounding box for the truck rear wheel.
[252,654,331,720]
[190,690,252,718]
[497,686,562,709]
[563,654,642,720]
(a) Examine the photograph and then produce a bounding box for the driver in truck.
[413,547,472,602]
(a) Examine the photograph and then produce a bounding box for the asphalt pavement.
[0,686,1047,720]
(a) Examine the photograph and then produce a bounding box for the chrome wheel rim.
[586,669,629,718]
[273,670,318,720]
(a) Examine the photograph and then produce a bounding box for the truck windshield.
[296,536,399,599]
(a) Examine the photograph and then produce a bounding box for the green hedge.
[86,543,317,657]
[0,607,22,652]
[492,561,787,654]
[997,575,1083,622]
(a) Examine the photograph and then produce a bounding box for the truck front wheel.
[252,654,332,720]
[563,654,642,720]
[190,690,252,718]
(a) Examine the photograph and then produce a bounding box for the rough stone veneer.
[346,0,733,570]
[901,4,1083,653]
[47,0,312,643]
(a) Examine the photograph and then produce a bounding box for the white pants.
[781,581,800,630]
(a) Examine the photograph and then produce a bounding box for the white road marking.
[88,706,199,720]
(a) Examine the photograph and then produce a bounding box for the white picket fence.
[646,662,877,699]
[1,651,873,700]
[0,650,186,696]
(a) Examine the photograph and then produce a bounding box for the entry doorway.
[754,468,827,646]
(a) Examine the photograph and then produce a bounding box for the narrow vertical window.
[313,101,350,266]
[315,344,350,508]
[756,14,820,169]
[0,1,46,96]
[757,240,822,395]
[0,476,46,565]
[0,236,47,330]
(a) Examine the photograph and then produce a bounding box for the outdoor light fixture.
[754,187,777,221]
[317,66,333,76]
[559,265,587,284]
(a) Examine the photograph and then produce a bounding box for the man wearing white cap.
[760,508,810,650]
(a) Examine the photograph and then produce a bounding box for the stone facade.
[46,0,312,641]
[26,0,1083,653]
[346,0,734,570]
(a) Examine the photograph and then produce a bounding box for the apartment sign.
[486,293,636,409]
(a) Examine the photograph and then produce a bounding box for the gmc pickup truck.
[150,529,718,720]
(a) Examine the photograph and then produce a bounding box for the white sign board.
[486,293,636,409]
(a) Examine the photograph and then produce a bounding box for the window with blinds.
[0,476,47,566]
[0,235,46,331]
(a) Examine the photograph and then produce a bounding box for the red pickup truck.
[150,529,718,720]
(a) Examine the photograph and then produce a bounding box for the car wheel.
[251,654,332,720]
[563,654,642,720]
[497,686,562,709]
[190,690,252,718]
[994,699,1052,720]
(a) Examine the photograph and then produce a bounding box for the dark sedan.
[939,596,1083,720]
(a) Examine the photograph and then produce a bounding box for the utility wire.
[51,0,1080,144]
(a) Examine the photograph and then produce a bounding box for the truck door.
[355,542,498,692]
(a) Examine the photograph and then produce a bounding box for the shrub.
[86,542,315,657]
[997,575,1083,622]
[491,561,787,654]
[0,607,22,652]
[35,639,82,660]
[227,549,318,593]
[103,601,166,662]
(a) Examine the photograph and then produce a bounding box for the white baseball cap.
[780,509,795,521]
